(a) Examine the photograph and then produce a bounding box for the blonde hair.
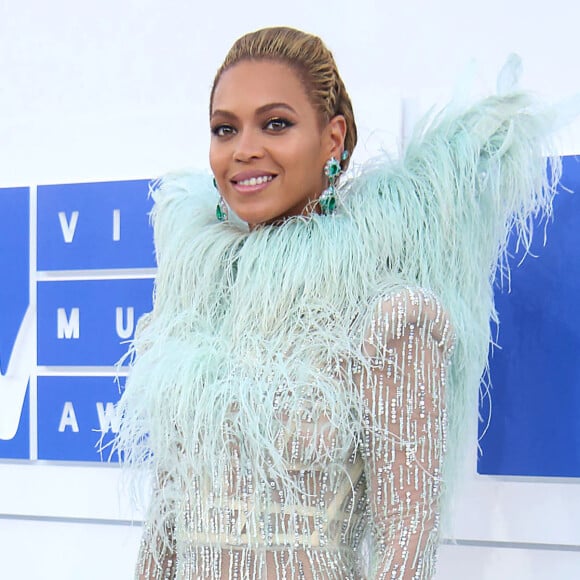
[210,27,357,170]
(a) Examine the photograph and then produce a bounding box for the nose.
[233,129,264,163]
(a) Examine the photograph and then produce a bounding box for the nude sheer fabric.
[136,288,454,579]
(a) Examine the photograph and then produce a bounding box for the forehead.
[211,60,315,116]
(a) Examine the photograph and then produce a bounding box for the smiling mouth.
[234,175,275,186]
[231,174,277,194]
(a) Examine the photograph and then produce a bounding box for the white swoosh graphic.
[0,306,35,440]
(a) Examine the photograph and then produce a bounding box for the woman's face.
[210,60,346,228]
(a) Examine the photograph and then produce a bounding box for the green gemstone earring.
[319,150,348,215]
[213,177,228,222]
[216,196,228,222]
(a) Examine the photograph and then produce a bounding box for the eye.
[211,124,236,138]
[264,117,293,132]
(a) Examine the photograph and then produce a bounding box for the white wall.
[1,1,579,578]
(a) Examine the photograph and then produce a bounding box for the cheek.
[304,152,326,188]
[209,143,226,175]
[283,140,325,180]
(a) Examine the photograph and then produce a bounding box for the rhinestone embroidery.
[135,289,454,579]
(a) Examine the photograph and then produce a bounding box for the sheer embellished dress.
[135,289,453,579]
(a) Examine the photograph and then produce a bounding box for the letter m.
[57,308,80,339]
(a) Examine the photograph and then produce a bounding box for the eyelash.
[265,117,293,131]
[211,124,235,137]
[211,117,294,137]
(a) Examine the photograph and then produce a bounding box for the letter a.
[58,211,79,243]
[58,401,79,432]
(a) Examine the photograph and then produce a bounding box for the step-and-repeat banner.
[0,158,579,474]
[0,180,154,462]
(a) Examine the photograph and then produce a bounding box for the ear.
[325,114,347,158]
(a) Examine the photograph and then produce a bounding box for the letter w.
[96,402,120,434]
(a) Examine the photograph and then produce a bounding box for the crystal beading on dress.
[134,288,454,579]
[116,30,562,580]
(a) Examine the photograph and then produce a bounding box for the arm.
[344,74,560,518]
[120,317,178,580]
[135,517,177,580]
[356,288,454,579]
[135,470,177,580]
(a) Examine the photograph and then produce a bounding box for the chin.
[231,205,281,228]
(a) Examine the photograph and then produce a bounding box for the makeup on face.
[209,60,341,228]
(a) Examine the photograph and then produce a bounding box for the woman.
[117,27,559,579]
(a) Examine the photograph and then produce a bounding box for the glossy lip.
[230,169,277,195]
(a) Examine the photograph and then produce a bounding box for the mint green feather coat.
[117,73,562,578]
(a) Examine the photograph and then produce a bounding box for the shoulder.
[363,287,455,357]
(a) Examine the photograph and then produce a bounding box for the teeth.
[238,175,273,186]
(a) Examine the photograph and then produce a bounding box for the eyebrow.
[211,102,297,120]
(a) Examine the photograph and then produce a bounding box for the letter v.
[58,211,79,243]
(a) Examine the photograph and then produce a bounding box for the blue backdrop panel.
[37,376,123,462]
[478,155,580,477]
[37,180,155,270]
[37,278,154,366]
[0,385,30,460]
[0,187,29,375]
[0,187,30,458]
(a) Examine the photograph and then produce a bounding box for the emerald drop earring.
[213,177,228,222]
[319,150,348,215]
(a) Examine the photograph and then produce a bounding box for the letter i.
[113,209,121,242]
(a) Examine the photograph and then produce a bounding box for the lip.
[230,170,277,195]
